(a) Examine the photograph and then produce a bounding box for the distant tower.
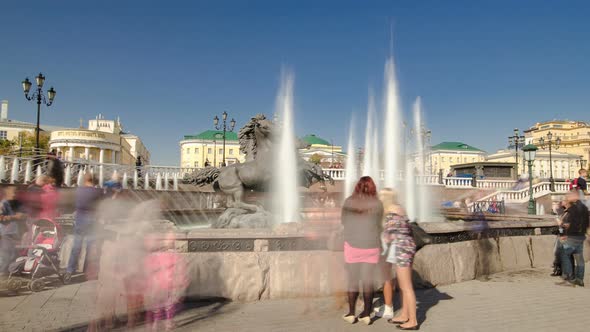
[1,100,8,121]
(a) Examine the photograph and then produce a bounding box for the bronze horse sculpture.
[185,114,333,214]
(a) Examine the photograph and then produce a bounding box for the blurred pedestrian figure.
[557,191,589,287]
[340,176,383,325]
[39,176,60,220]
[551,200,574,277]
[380,188,419,330]
[46,150,64,187]
[144,232,188,331]
[103,173,123,198]
[0,186,27,276]
[135,156,143,178]
[64,173,103,283]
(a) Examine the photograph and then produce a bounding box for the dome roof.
[301,134,330,146]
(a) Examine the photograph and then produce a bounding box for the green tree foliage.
[309,153,323,165]
[7,131,50,156]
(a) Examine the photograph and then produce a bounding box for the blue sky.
[1,0,589,164]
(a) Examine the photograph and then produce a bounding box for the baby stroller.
[6,219,65,292]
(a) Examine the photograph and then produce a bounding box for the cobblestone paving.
[1,269,589,332]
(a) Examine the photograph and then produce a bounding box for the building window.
[229,149,234,155]
[219,148,223,155]
[464,158,467,163]
[195,148,199,154]
[450,157,453,163]
[0,131,6,140]
[442,157,445,162]
[208,148,212,154]
[186,148,189,154]
[194,161,198,167]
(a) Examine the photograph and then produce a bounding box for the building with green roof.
[299,134,346,168]
[428,141,487,175]
[180,129,243,168]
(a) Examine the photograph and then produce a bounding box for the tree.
[310,153,323,165]
[0,139,14,155]
[10,131,50,156]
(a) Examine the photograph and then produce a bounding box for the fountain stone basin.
[171,216,571,302]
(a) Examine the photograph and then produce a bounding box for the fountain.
[412,97,433,222]
[362,91,380,182]
[383,56,403,189]
[273,70,299,224]
[344,118,357,198]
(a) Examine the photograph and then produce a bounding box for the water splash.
[344,117,357,199]
[362,91,380,183]
[405,158,417,221]
[383,56,402,188]
[412,97,432,221]
[273,69,299,223]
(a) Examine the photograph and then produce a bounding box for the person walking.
[340,176,383,325]
[64,173,103,283]
[380,188,419,330]
[557,190,589,287]
[46,150,64,188]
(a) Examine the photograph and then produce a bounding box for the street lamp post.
[523,144,538,215]
[22,73,56,151]
[213,111,236,167]
[539,131,561,192]
[508,128,525,180]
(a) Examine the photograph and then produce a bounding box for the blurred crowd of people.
[0,151,188,331]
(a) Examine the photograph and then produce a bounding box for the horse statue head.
[238,114,274,161]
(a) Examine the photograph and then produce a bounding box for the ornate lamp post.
[523,144,538,215]
[508,128,525,180]
[538,131,561,192]
[22,73,56,151]
[213,111,236,167]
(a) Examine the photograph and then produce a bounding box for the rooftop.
[301,134,330,146]
[431,141,484,152]
[183,130,239,141]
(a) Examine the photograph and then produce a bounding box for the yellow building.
[298,134,345,168]
[524,120,590,164]
[48,114,150,165]
[429,142,486,175]
[486,148,580,179]
[179,130,244,168]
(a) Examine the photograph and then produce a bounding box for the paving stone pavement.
[1,268,589,332]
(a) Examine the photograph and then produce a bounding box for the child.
[143,232,188,331]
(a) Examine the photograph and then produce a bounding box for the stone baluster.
[122,172,128,189]
[144,172,150,190]
[173,174,178,191]
[164,173,169,190]
[133,170,138,190]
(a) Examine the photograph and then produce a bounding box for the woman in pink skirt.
[341,176,383,325]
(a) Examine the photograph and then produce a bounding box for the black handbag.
[410,222,433,250]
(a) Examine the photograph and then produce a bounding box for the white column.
[99,149,105,163]
[111,150,116,164]
[69,146,75,161]
[84,147,90,160]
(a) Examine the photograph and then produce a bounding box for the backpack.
[569,178,579,191]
